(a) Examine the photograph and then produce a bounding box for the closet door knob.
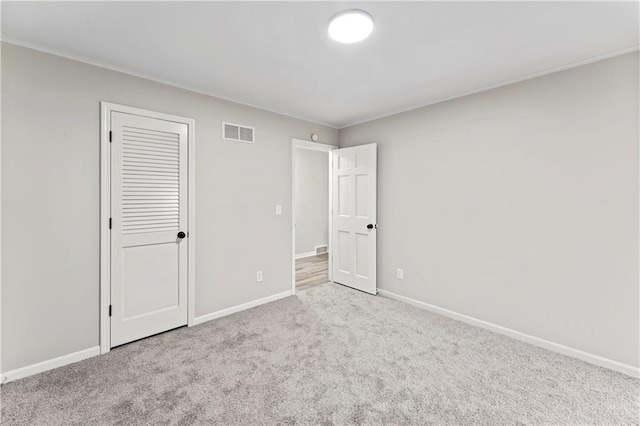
[177,231,186,239]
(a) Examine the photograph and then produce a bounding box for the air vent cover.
[223,122,255,143]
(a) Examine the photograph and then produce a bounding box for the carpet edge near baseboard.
[1,346,101,385]
[377,289,639,379]
[193,290,292,326]
[1,290,293,385]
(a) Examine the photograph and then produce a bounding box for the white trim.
[0,36,337,129]
[0,40,4,379]
[291,138,337,295]
[99,103,111,354]
[378,289,640,378]
[342,45,640,129]
[100,102,196,354]
[193,291,291,326]
[188,114,197,328]
[1,346,100,384]
[295,251,317,260]
[293,138,337,152]
[295,249,329,260]
[327,152,333,285]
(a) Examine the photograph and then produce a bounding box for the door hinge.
[109,218,112,229]
[109,305,112,317]
[109,131,112,142]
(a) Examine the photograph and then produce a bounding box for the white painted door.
[110,112,188,347]
[332,144,377,294]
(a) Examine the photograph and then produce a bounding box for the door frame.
[291,138,337,295]
[100,102,196,354]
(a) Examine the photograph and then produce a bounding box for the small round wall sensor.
[311,134,319,142]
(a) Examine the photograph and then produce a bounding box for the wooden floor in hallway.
[295,253,329,291]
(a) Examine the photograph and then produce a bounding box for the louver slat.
[121,126,181,235]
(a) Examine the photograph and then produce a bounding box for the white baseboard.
[1,292,292,384]
[1,346,100,384]
[378,289,639,378]
[193,290,292,326]
[294,252,316,260]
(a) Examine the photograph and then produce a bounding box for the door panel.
[355,174,369,217]
[111,112,188,347]
[355,233,369,278]
[338,231,350,273]
[332,144,377,294]
[338,175,350,216]
[122,243,179,319]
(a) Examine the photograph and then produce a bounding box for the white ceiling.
[2,1,638,128]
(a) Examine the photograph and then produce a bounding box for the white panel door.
[332,144,377,294]
[110,112,188,347]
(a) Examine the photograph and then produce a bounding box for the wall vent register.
[223,122,255,143]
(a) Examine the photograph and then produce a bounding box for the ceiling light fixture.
[328,9,374,44]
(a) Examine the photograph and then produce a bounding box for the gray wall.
[1,43,338,372]
[340,52,639,368]
[2,42,638,374]
[294,149,329,255]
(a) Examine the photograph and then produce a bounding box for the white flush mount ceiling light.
[328,9,374,44]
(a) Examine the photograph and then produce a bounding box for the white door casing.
[291,138,337,295]
[109,110,189,347]
[332,143,377,295]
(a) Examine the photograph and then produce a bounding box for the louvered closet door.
[110,112,188,347]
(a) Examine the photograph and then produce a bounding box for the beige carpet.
[1,283,638,425]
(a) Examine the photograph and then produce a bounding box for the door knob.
[367,224,376,230]
[177,231,186,239]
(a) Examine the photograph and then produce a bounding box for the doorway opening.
[291,139,336,294]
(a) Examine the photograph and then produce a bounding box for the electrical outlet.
[396,268,404,280]
[256,271,263,282]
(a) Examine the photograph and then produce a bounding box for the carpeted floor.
[1,283,638,425]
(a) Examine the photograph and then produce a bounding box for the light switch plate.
[275,205,282,215]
